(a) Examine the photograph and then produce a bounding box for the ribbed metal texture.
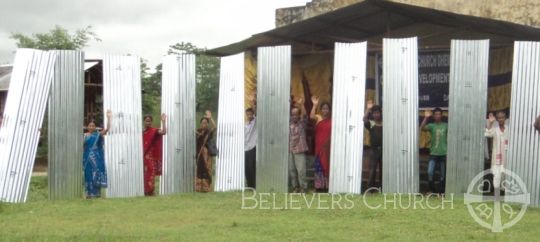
[256,45,291,193]
[102,54,144,198]
[446,40,490,196]
[48,50,85,200]
[215,53,245,192]
[382,37,420,194]
[160,54,196,194]
[0,49,57,203]
[329,42,367,194]
[507,41,540,206]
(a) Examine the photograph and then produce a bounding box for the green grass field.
[1,176,540,241]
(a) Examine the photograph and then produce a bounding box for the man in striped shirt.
[289,99,309,193]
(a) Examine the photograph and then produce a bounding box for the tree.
[141,60,162,126]
[140,42,220,126]
[10,25,100,50]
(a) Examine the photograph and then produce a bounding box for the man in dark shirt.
[363,100,383,190]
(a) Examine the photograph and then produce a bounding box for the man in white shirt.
[485,112,509,191]
[245,97,257,189]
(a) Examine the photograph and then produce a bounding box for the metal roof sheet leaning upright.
[160,53,196,195]
[215,53,245,192]
[329,42,367,194]
[382,37,420,194]
[446,39,489,196]
[102,54,144,198]
[0,49,57,203]
[48,50,85,200]
[507,41,540,207]
[256,45,291,193]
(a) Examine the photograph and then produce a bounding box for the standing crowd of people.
[1,97,540,198]
[245,95,540,194]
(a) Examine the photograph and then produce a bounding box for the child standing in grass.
[363,100,383,190]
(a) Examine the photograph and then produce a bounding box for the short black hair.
[433,108,443,114]
[87,119,97,126]
[246,108,254,113]
[200,117,210,123]
[320,102,331,111]
[371,105,382,113]
[496,111,507,117]
[144,115,153,121]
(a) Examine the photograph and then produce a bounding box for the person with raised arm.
[485,112,509,192]
[142,113,167,196]
[310,96,332,192]
[83,110,112,198]
[196,110,216,192]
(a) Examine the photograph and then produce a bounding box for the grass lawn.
[1,176,540,241]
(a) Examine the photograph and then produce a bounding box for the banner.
[378,51,450,108]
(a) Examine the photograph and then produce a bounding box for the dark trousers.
[368,146,383,188]
[245,147,256,189]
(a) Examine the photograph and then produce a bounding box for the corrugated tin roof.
[207,0,540,56]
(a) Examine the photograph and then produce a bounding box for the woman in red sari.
[143,113,167,196]
[310,96,332,191]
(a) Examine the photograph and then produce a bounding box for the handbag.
[207,134,219,157]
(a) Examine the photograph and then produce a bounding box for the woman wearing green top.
[420,107,448,193]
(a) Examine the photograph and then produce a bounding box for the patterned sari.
[83,131,107,198]
[196,127,214,192]
[314,118,331,189]
[143,127,163,196]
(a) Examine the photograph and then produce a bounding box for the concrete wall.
[276,0,540,28]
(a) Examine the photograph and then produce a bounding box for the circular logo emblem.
[464,168,530,232]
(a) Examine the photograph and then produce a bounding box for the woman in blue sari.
[83,110,112,198]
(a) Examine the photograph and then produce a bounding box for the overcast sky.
[0,0,308,67]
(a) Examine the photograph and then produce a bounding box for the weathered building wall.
[276,0,540,27]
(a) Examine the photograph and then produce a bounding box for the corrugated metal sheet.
[48,50,85,200]
[329,42,367,194]
[0,49,57,203]
[507,41,540,206]
[256,45,291,193]
[215,53,245,192]
[382,37,419,194]
[160,54,196,194]
[102,54,144,198]
[446,40,490,196]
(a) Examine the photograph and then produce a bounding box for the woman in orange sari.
[310,96,332,191]
[143,113,167,196]
[196,111,216,192]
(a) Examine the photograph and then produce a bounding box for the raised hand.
[296,97,304,105]
[366,99,374,110]
[161,113,167,121]
[247,94,256,102]
[488,112,496,123]
[311,96,319,105]
[106,110,112,118]
[205,110,213,119]
[424,109,432,118]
